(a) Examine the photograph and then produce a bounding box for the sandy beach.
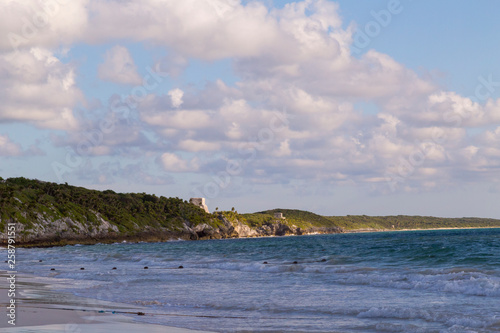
[0,272,213,333]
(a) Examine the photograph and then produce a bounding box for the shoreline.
[342,226,500,233]
[0,272,214,332]
[3,228,499,332]
[5,226,500,249]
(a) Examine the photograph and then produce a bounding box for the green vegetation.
[324,215,500,230]
[0,177,213,236]
[217,210,241,223]
[243,209,500,231]
[1,177,499,246]
[242,209,338,230]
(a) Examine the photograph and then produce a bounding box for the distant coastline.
[344,226,500,233]
[2,177,500,248]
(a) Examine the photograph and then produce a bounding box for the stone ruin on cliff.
[189,198,210,213]
[274,212,285,219]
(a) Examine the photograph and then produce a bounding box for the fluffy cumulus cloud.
[0,0,84,131]
[85,0,288,59]
[160,153,199,172]
[0,0,88,52]
[98,45,142,85]
[125,0,499,192]
[0,134,22,156]
[0,47,82,129]
[2,0,500,192]
[168,88,184,108]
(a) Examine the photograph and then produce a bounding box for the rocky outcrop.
[257,222,301,236]
[1,214,196,247]
[216,216,239,238]
[0,178,345,247]
[1,211,198,247]
[0,212,120,244]
[178,214,317,240]
[1,212,343,247]
[193,223,218,239]
[209,213,342,239]
[234,221,259,237]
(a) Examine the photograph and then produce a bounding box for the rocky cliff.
[0,177,344,247]
[182,213,343,241]
[0,212,342,247]
[2,177,499,247]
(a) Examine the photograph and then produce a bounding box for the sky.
[1,0,500,218]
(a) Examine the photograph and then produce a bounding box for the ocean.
[15,228,500,332]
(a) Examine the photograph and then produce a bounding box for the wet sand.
[0,272,213,332]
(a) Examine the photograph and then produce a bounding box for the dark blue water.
[16,228,500,332]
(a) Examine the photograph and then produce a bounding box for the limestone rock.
[193,223,216,239]
[234,222,258,237]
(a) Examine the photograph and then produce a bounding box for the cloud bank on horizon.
[1,0,499,216]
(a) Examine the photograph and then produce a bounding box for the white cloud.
[98,45,142,85]
[142,110,212,130]
[275,140,292,157]
[0,134,22,156]
[52,115,150,157]
[168,88,184,108]
[86,0,286,60]
[481,127,500,144]
[160,152,199,172]
[178,139,220,152]
[2,0,500,193]
[0,48,81,129]
[0,0,88,51]
[81,0,498,192]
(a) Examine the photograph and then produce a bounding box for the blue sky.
[1,0,500,218]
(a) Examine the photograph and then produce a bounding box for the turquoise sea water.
[15,228,500,332]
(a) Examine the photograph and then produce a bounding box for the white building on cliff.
[189,198,210,213]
